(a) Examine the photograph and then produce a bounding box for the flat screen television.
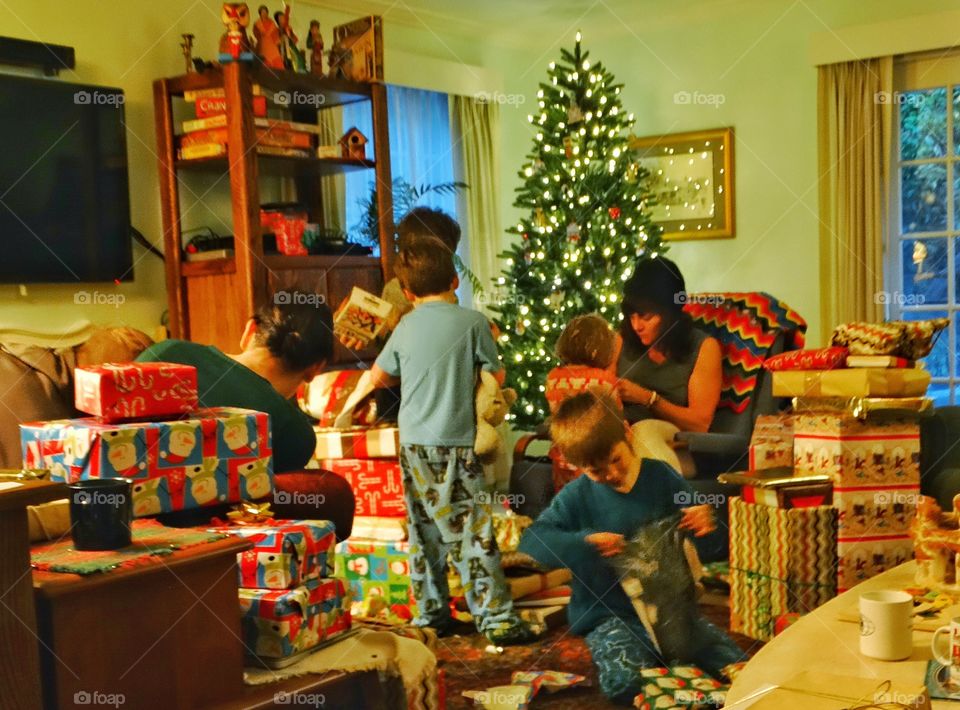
[0,74,132,283]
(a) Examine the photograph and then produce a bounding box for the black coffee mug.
[68,479,133,551]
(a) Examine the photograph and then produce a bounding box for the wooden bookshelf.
[153,62,394,363]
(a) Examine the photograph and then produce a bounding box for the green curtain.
[449,95,502,312]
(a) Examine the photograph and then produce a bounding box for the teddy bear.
[474,369,517,465]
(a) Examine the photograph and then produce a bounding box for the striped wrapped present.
[313,426,399,460]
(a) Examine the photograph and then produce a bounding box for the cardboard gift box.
[313,426,400,460]
[793,413,920,487]
[209,519,336,590]
[772,368,930,398]
[239,576,352,659]
[21,407,272,517]
[729,497,837,640]
[333,286,396,348]
[836,534,913,592]
[75,362,199,421]
[320,458,405,517]
[834,485,919,537]
[334,539,415,617]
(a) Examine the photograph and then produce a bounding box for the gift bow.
[226,501,275,525]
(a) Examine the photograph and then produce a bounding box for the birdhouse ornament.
[339,127,368,160]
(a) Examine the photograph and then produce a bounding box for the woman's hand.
[617,378,651,405]
[586,532,626,557]
[679,504,716,537]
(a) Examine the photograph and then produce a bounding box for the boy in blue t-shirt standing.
[339,235,535,644]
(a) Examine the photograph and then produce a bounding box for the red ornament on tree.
[609,206,621,220]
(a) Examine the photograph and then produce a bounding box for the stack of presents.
[20,361,352,667]
[728,319,946,640]
[303,369,572,629]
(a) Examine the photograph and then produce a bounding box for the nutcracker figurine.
[218,3,254,63]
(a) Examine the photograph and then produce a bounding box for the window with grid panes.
[888,54,960,405]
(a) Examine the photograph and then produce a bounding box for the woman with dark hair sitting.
[617,257,722,475]
[137,297,355,537]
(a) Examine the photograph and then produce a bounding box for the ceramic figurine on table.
[253,4,283,68]
[275,3,306,72]
[219,3,254,63]
[307,20,324,76]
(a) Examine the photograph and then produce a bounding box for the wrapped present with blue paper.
[239,576,352,659]
[209,519,336,590]
[334,539,416,618]
[21,407,272,517]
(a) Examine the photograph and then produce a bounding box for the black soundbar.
[0,36,75,75]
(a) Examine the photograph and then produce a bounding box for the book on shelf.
[195,94,267,118]
[178,143,311,160]
[183,85,262,102]
[845,355,914,368]
[179,127,314,150]
[185,248,234,262]
[182,115,324,135]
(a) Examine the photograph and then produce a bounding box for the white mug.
[859,590,913,661]
[932,616,960,686]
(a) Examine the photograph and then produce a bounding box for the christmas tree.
[491,32,666,430]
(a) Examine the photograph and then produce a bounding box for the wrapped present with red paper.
[313,426,400,460]
[75,362,198,421]
[333,287,396,348]
[320,458,405,517]
[793,412,921,487]
[260,205,308,256]
[239,576,352,660]
[334,539,416,619]
[208,519,336,590]
[298,370,376,428]
[631,666,727,710]
[21,407,272,516]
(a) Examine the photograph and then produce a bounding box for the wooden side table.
[33,536,251,710]
[0,479,66,710]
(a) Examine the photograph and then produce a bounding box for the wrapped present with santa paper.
[319,458,405,517]
[239,576,352,660]
[793,412,920,487]
[632,666,728,710]
[75,362,198,421]
[772,367,930,398]
[312,426,400,460]
[748,413,796,470]
[21,407,272,517]
[334,539,416,618]
[333,287,396,348]
[208,519,336,590]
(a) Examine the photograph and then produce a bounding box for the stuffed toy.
[474,370,517,465]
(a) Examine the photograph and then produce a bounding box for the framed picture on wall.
[629,127,735,240]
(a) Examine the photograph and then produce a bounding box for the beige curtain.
[319,107,345,230]
[449,95,502,311]
[817,57,893,343]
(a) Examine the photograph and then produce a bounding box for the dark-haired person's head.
[396,207,461,253]
[240,298,333,396]
[395,236,458,299]
[620,256,695,361]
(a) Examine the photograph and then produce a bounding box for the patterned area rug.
[436,600,762,709]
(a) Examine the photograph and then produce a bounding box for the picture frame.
[629,127,735,240]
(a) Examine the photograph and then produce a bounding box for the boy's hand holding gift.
[586,532,626,558]
[678,504,715,537]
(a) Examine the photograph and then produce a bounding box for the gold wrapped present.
[772,368,930,398]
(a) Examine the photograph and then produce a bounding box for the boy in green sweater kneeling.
[518,391,745,705]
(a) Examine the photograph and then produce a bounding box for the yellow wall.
[4,0,960,343]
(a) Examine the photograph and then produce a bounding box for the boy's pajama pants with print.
[399,444,523,634]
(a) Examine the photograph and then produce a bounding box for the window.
[342,85,459,255]
[888,54,960,405]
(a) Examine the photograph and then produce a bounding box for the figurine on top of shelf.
[275,3,307,72]
[180,33,195,73]
[218,3,254,63]
[253,4,283,69]
[307,20,324,76]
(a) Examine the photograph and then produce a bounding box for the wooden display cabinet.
[153,62,394,363]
